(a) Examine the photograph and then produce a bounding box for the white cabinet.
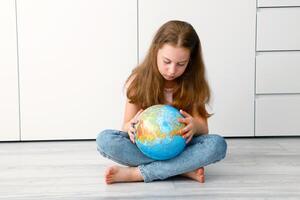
[255,5,300,136]
[0,0,20,141]
[17,0,137,140]
[138,0,256,137]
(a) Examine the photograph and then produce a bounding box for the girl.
[96,20,227,184]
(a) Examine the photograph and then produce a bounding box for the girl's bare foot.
[105,165,143,184]
[181,167,205,183]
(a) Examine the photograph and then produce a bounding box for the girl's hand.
[177,109,197,144]
[128,109,143,143]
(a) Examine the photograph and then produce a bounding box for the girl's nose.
[168,64,176,75]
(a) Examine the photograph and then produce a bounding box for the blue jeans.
[96,129,227,182]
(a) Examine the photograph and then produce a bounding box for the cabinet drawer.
[257,7,300,50]
[256,95,300,136]
[256,51,300,94]
[258,0,300,7]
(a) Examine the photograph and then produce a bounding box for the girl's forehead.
[158,44,190,60]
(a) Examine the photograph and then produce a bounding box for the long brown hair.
[126,20,212,119]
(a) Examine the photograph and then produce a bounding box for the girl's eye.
[163,61,171,64]
[177,63,185,67]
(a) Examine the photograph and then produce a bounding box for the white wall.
[17,0,137,140]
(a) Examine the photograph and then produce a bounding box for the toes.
[196,167,205,183]
[105,172,112,179]
[199,175,205,183]
[105,177,113,184]
[105,166,117,184]
[197,167,205,175]
[105,169,112,176]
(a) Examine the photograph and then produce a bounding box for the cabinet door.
[258,0,300,8]
[257,7,300,51]
[139,0,256,136]
[0,0,20,141]
[256,51,300,94]
[17,0,137,140]
[256,95,300,136]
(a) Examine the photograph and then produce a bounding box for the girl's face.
[157,44,190,83]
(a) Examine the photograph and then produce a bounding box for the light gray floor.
[1,137,300,200]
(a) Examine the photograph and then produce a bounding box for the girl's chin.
[164,76,176,81]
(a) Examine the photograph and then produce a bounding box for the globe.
[135,104,186,160]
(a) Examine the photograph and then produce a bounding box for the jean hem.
[138,165,151,183]
[97,147,131,167]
